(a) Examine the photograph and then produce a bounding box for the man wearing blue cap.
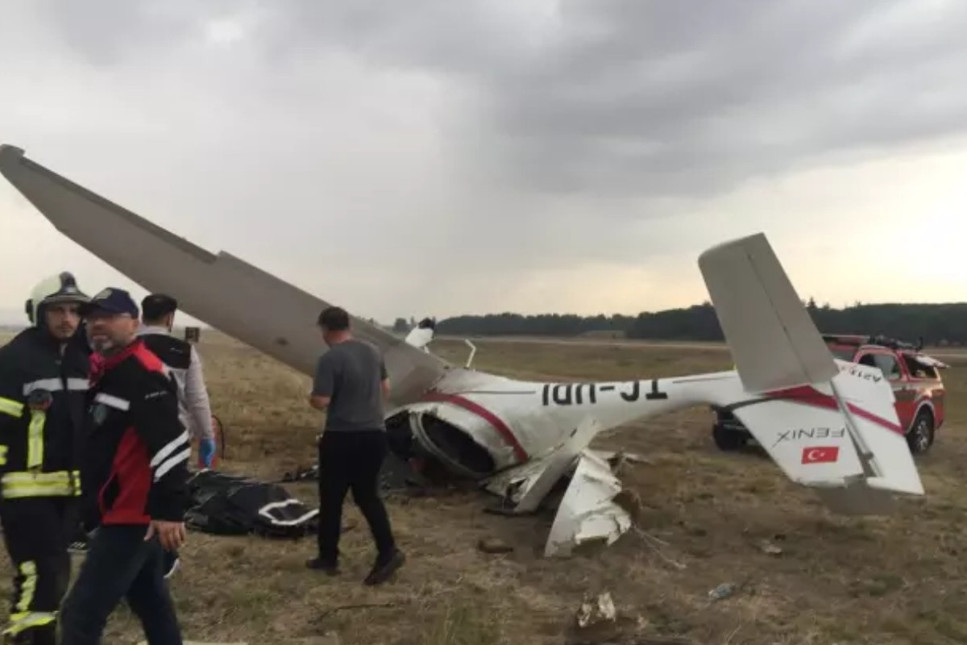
[58,288,190,645]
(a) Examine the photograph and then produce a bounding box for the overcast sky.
[2,0,966,326]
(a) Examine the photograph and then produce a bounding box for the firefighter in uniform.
[0,273,91,645]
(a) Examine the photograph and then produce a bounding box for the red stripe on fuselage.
[421,392,528,462]
[766,385,903,435]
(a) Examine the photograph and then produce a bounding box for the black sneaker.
[68,538,88,554]
[363,549,405,586]
[306,557,339,576]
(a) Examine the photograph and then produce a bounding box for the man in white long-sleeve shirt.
[136,293,216,581]
[137,293,216,469]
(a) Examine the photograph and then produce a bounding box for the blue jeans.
[58,525,182,645]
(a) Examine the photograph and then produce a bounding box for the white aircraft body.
[0,144,925,556]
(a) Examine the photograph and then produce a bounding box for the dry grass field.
[1,329,966,644]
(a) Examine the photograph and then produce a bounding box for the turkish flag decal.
[801,446,839,464]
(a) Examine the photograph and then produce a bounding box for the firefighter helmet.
[24,272,90,325]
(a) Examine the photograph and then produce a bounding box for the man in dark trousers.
[0,272,91,645]
[58,288,191,645]
[306,306,405,585]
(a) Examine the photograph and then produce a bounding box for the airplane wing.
[0,144,449,406]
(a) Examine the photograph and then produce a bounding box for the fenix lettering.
[773,427,846,446]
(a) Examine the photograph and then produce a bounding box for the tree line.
[427,300,967,346]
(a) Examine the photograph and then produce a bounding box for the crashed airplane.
[0,144,926,556]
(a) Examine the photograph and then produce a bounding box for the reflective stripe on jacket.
[0,327,90,499]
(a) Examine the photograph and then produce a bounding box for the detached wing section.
[698,233,925,511]
[543,449,631,557]
[481,416,633,557]
[0,144,447,405]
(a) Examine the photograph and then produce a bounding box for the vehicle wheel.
[713,423,746,451]
[906,409,934,454]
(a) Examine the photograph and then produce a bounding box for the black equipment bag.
[184,470,318,539]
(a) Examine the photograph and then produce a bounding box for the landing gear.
[711,408,748,451]
[712,422,746,451]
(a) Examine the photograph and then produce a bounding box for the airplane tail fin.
[699,233,924,510]
[698,232,837,393]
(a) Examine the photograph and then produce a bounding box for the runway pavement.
[436,334,967,359]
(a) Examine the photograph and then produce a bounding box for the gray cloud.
[27,0,967,200]
[485,0,967,197]
[34,0,240,65]
[251,0,967,198]
[3,0,967,321]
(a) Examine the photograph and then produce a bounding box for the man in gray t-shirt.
[306,306,404,585]
[313,337,388,433]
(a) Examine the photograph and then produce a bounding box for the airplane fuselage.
[384,366,745,480]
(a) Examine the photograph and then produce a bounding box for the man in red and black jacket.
[58,288,190,645]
